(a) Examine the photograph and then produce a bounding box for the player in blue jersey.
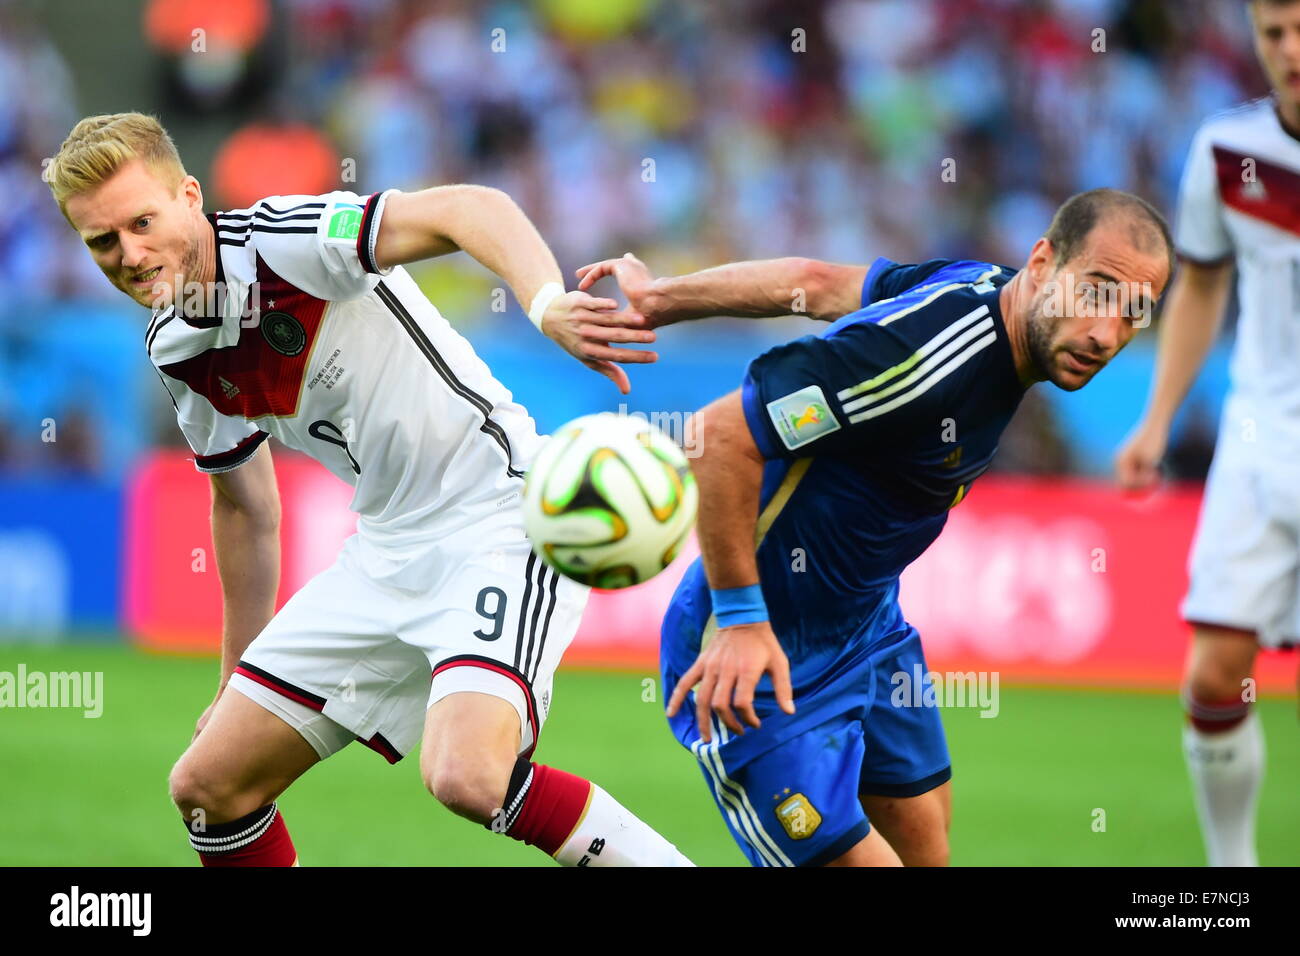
[577,189,1173,866]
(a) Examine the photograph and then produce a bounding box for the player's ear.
[179,174,203,210]
[1026,237,1056,288]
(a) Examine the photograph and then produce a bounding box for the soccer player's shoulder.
[1191,95,1279,147]
[839,257,1010,343]
[215,190,387,302]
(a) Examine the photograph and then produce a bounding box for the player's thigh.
[825,826,904,867]
[1184,626,1259,700]
[407,526,586,758]
[860,781,952,867]
[169,686,322,822]
[1184,452,1295,652]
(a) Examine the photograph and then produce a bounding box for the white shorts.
[1183,416,1300,650]
[227,519,588,764]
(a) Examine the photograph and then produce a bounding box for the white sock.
[1183,711,1264,867]
[553,784,695,867]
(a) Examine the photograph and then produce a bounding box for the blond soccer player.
[48,112,692,866]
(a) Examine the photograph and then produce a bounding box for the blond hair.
[46,112,186,214]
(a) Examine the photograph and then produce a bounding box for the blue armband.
[710,584,768,628]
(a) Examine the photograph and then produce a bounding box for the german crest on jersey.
[260,310,307,356]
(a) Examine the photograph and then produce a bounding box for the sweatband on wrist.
[528,281,565,331]
[711,584,768,628]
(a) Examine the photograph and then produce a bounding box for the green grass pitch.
[1,643,1296,866]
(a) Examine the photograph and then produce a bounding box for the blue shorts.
[662,616,951,867]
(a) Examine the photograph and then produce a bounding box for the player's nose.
[1087,315,1123,356]
[119,232,147,269]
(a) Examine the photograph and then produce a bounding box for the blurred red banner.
[125,453,1295,692]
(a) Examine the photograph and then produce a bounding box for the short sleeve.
[741,322,938,461]
[1174,124,1233,264]
[862,258,956,306]
[156,373,268,473]
[239,189,397,301]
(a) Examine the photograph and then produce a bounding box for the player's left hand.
[666,620,796,743]
[541,290,657,395]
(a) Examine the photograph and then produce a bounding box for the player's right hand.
[1114,420,1168,491]
[666,621,795,743]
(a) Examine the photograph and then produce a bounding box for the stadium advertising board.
[124,452,1294,690]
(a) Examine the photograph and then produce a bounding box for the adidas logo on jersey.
[219,376,240,399]
[1241,178,1267,202]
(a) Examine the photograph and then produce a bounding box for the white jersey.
[147,190,545,583]
[1175,95,1300,457]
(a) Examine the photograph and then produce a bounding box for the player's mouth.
[130,266,163,286]
[1064,350,1101,374]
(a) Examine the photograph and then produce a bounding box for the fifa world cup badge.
[767,385,841,451]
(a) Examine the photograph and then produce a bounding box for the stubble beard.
[144,231,204,315]
[1023,293,1058,385]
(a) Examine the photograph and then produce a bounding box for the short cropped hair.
[46,112,186,215]
[1043,188,1174,275]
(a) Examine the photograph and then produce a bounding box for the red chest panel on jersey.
[160,257,327,419]
[1214,145,1300,238]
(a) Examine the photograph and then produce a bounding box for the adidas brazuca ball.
[523,413,698,589]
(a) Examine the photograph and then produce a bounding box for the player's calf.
[1181,626,1263,867]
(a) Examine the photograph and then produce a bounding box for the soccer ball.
[523,412,698,589]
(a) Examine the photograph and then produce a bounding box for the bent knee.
[1186,652,1255,701]
[423,754,511,823]
[168,756,265,823]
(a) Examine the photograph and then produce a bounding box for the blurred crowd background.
[0,0,1260,481]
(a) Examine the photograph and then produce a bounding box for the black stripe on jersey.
[531,567,559,684]
[146,307,176,356]
[357,192,382,274]
[521,557,548,679]
[194,430,270,473]
[153,370,179,413]
[514,550,538,671]
[376,280,526,480]
[216,224,319,238]
[221,200,327,219]
[219,211,324,224]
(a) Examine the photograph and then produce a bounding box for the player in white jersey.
[1115,0,1300,866]
[48,112,692,866]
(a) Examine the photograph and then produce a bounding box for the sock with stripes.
[493,758,694,866]
[186,803,299,867]
[1182,695,1262,867]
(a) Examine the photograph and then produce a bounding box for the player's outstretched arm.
[372,186,656,394]
[576,252,868,327]
[665,390,795,743]
[1114,259,1233,490]
[198,444,282,740]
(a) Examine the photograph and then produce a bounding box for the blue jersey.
[661,257,1026,865]
[666,257,1025,667]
